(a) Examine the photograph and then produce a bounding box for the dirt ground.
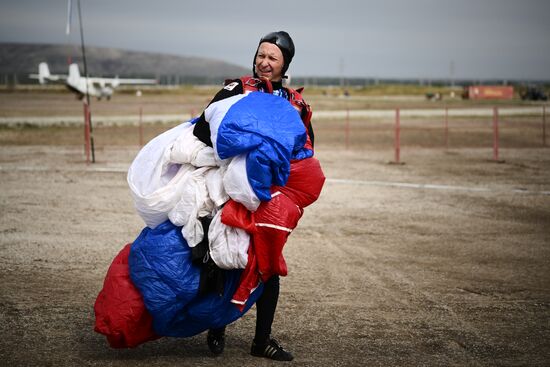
[0,92,549,366]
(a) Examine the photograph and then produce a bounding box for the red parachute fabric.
[275,156,326,208]
[223,157,325,309]
[94,243,160,348]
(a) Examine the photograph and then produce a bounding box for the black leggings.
[254,275,280,345]
[209,275,280,344]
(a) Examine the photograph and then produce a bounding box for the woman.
[193,31,315,362]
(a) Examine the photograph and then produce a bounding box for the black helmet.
[253,31,295,78]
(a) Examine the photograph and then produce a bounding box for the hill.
[0,42,250,83]
[3,43,546,88]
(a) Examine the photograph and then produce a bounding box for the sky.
[1,0,549,80]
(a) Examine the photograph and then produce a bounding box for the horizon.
[4,41,549,84]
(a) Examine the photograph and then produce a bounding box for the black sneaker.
[250,337,294,361]
[207,328,225,355]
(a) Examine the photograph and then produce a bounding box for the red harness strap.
[286,87,313,151]
[240,76,273,94]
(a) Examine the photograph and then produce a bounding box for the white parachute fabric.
[168,166,214,247]
[223,154,260,211]
[208,209,249,270]
[127,122,196,229]
[205,166,229,208]
[169,122,218,167]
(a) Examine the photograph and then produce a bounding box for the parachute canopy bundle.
[94,91,325,348]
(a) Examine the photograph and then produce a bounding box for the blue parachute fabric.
[292,145,314,161]
[215,92,311,201]
[128,220,263,338]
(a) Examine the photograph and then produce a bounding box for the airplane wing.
[88,76,157,87]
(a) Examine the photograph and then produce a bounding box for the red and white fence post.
[543,105,547,147]
[345,107,350,149]
[493,107,499,161]
[444,106,449,150]
[139,105,144,147]
[395,108,401,163]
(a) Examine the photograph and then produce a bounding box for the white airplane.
[29,62,157,100]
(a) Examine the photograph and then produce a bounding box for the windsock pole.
[394,108,401,163]
[78,0,95,163]
[493,107,499,161]
[83,101,91,164]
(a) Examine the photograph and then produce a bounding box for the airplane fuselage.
[66,77,113,100]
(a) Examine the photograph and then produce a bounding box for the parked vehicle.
[519,86,548,101]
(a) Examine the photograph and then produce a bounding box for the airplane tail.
[111,76,120,88]
[38,62,51,84]
[67,63,81,86]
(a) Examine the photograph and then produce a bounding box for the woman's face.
[255,42,284,82]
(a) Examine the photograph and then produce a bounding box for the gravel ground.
[0,92,549,366]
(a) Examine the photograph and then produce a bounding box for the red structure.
[466,86,514,100]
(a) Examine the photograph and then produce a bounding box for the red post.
[493,107,499,161]
[345,107,350,149]
[83,102,91,164]
[139,105,144,147]
[444,106,449,150]
[395,108,401,163]
[543,105,547,147]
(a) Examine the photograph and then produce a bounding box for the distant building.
[463,86,514,100]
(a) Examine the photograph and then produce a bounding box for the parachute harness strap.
[243,77,273,94]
